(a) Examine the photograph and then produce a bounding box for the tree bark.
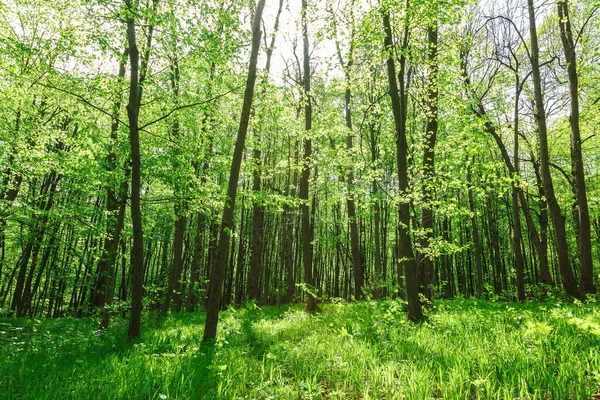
[90,48,129,317]
[247,0,284,301]
[382,4,423,322]
[557,0,595,298]
[512,75,526,301]
[125,0,144,340]
[418,21,438,303]
[333,4,364,300]
[527,0,579,298]
[163,55,188,313]
[300,0,317,313]
[467,160,484,297]
[203,0,266,341]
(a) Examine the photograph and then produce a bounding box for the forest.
[1,0,600,397]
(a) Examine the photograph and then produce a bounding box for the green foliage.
[2,299,600,399]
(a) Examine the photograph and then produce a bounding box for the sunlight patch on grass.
[1,299,600,399]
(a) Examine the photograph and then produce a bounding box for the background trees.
[0,0,598,338]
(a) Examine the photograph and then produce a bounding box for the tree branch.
[138,85,243,130]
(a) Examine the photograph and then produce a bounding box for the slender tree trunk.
[527,0,579,298]
[203,0,265,341]
[0,157,23,288]
[247,147,264,301]
[90,48,129,316]
[20,221,61,317]
[234,201,248,305]
[461,47,553,289]
[372,182,382,279]
[382,5,423,322]
[512,75,526,301]
[186,210,205,312]
[557,0,595,298]
[163,211,186,312]
[284,136,299,303]
[163,55,188,313]
[418,21,438,303]
[188,65,216,312]
[14,173,59,316]
[300,0,317,313]
[100,185,128,329]
[488,195,503,295]
[331,0,364,300]
[247,0,284,302]
[125,0,144,340]
[466,160,483,297]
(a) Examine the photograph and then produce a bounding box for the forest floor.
[1,299,600,399]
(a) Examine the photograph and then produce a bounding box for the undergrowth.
[1,299,599,399]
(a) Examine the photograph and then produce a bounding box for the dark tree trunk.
[418,22,438,303]
[527,0,579,298]
[247,150,264,301]
[163,55,188,313]
[247,0,283,302]
[234,202,247,306]
[186,210,205,312]
[284,136,299,303]
[467,160,483,297]
[100,187,128,329]
[163,212,186,312]
[512,76,526,301]
[300,0,317,314]
[382,6,423,322]
[203,0,265,341]
[441,217,453,298]
[334,20,364,300]
[20,221,61,317]
[14,173,59,316]
[488,195,503,295]
[125,0,144,340]
[557,0,595,298]
[90,48,129,318]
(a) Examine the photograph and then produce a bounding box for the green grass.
[1,299,600,399]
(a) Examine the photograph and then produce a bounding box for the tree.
[247,0,285,302]
[300,0,318,313]
[557,0,595,298]
[527,0,579,298]
[418,9,439,303]
[203,0,266,341]
[330,0,366,300]
[382,0,423,322]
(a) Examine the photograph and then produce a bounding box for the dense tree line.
[0,0,599,339]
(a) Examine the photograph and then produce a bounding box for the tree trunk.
[163,55,188,313]
[163,211,186,312]
[512,75,526,301]
[527,0,579,298]
[557,0,595,298]
[418,21,438,303]
[186,210,205,312]
[90,48,129,317]
[284,136,299,303]
[203,0,266,341]
[247,0,283,303]
[125,0,144,340]
[300,0,317,314]
[467,160,483,297]
[382,5,423,322]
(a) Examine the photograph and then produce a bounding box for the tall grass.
[1,299,599,399]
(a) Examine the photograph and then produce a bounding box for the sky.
[260,0,343,84]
